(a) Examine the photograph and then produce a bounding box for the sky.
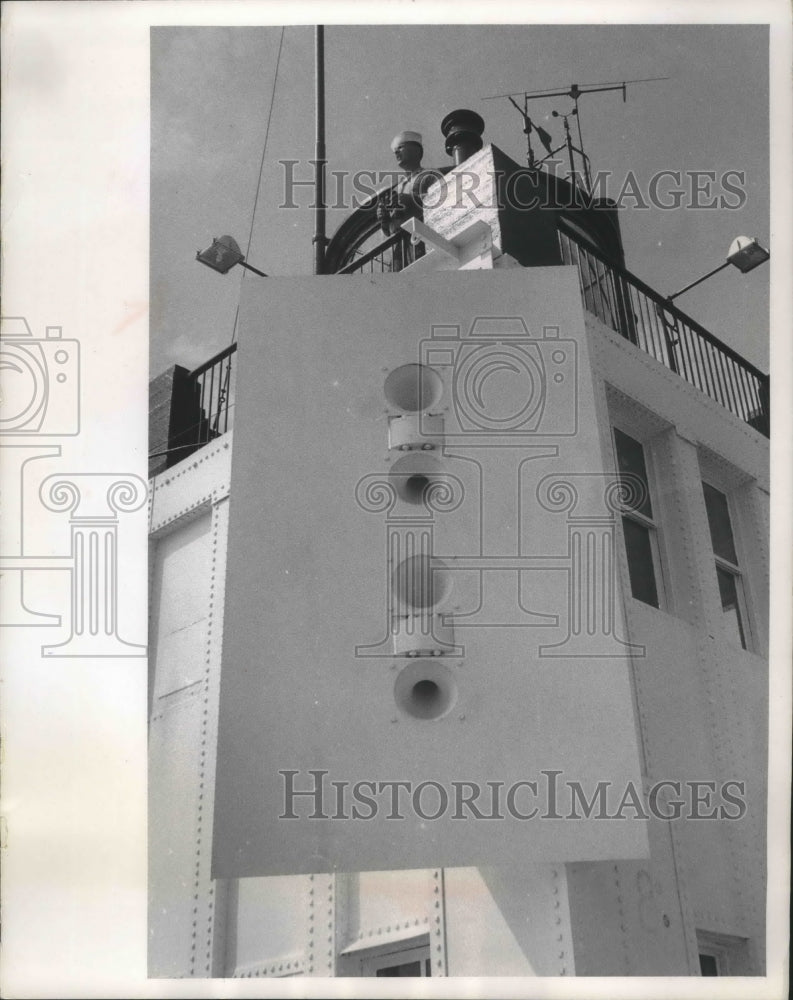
[150,23,770,377]
[0,8,788,997]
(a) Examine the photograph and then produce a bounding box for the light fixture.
[725,235,770,274]
[196,235,268,277]
[667,236,769,302]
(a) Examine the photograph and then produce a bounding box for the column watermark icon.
[355,314,644,667]
[0,316,146,657]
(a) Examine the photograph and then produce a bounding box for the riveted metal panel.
[149,497,231,976]
[444,865,573,975]
[148,434,232,537]
[228,876,309,975]
[148,686,205,976]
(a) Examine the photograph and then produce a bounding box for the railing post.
[614,271,639,347]
[655,303,680,376]
[757,377,770,436]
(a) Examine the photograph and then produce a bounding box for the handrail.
[557,218,766,381]
[185,341,238,448]
[556,220,768,435]
[337,232,405,274]
[189,340,238,379]
[178,223,768,442]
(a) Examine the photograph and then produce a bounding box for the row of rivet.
[306,874,335,976]
[431,869,446,976]
[613,864,631,974]
[350,915,429,944]
[148,439,231,535]
[551,867,568,976]
[234,955,304,978]
[190,499,224,975]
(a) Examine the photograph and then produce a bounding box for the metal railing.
[557,222,769,435]
[188,341,237,446]
[338,231,413,274]
[180,228,769,445]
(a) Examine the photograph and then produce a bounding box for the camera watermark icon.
[355,313,642,698]
[420,318,578,440]
[0,317,80,436]
[0,315,146,656]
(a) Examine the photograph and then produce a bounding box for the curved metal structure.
[324,164,627,275]
[324,198,385,274]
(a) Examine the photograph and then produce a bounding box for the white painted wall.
[148,238,768,977]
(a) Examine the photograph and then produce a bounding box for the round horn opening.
[394,659,457,720]
[389,452,446,505]
[384,364,443,412]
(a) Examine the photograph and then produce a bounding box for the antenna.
[483,76,669,101]
[485,77,668,193]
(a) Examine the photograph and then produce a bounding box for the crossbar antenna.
[483,76,669,101]
[487,77,668,193]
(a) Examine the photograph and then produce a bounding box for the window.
[375,958,431,977]
[696,929,749,975]
[613,427,662,608]
[360,943,432,977]
[702,481,749,649]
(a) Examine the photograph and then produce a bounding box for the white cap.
[391,130,423,152]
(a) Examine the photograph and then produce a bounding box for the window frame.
[359,942,432,978]
[700,476,752,651]
[696,928,749,975]
[698,948,723,976]
[610,423,668,611]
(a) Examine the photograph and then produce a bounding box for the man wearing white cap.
[391,130,424,172]
[376,130,436,267]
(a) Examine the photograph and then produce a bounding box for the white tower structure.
[148,112,768,979]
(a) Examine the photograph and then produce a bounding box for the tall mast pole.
[313,25,326,275]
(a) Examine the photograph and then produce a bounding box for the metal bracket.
[399,218,494,271]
